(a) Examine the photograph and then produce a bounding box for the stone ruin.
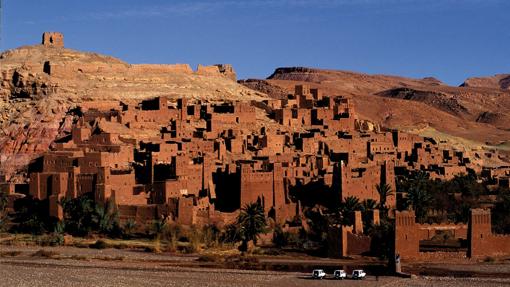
[42,32,64,48]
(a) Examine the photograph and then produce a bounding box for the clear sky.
[1,0,509,85]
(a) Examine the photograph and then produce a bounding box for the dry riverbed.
[1,246,509,287]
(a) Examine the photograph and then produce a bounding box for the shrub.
[197,254,223,262]
[89,239,108,249]
[36,233,64,247]
[273,225,289,248]
[0,251,22,257]
[70,255,88,261]
[31,249,59,258]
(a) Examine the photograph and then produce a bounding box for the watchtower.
[42,32,64,48]
[394,210,419,259]
[468,208,492,258]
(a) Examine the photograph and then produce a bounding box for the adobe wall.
[117,204,161,227]
[214,64,237,81]
[468,209,510,258]
[328,225,348,258]
[196,64,221,76]
[346,231,371,255]
[240,164,274,212]
[44,61,128,77]
[327,211,371,258]
[338,162,380,203]
[395,209,509,260]
[130,64,193,74]
[395,210,420,259]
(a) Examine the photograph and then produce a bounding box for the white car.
[352,269,366,280]
[312,269,326,279]
[333,269,346,279]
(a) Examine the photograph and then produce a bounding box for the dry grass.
[0,251,22,257]
[69,255,88,261]
[31,249,59,259]
[92,255,125,261]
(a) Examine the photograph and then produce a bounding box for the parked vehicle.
[352,269,366,280]
[333,270,346,279]
[312,269,326,279]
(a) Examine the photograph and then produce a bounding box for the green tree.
[493,189,510,234]
[60,195,95,236]
[93,199,120,236]
[368,218,395,259]
[0,190,8,231]
[339,196,362,226]
[122,219,137,238]
[11,196,53,234]
[406,185,432,223]
[237,202,267,252]
[151,218,168,238]
[376,183,394,209]
[361,199,378,212]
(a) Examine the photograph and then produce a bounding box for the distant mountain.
[461,74,510,90]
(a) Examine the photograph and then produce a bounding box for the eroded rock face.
[376,88,468,116]
[0,33,264,181]
[461,74,510,90]
[268,67,331,83]
[238,79,289,99]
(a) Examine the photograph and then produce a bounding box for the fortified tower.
[394,210,419,259]
[468,208,492,258]
[42,32,64,48]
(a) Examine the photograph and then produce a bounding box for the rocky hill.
[461,74,510,90]
[242,67,510,151]
[0,34,266,180]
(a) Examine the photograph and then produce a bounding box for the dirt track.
[1,246,510,287]
[2,259,510,287]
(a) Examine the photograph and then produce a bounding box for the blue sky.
[1,0,509,85]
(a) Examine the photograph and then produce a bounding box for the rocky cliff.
[461,74,510,90]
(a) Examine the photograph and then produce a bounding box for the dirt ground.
[1,246,509,287]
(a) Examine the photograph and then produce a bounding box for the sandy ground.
[1,246,509,287]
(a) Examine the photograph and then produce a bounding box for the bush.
[122,219,137,238]
[197,254,223,262]
[61,194,121,237]
[178,244,198,254]
[0,251,22,257]
[144,245,161,253]
[89,239,108,249]
[368,219,395,259]
[37,233,64,247]
[11,197,54,235]
[31,249,59,259]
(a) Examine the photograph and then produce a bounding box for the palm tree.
[342,196,362,212]
[152,218,167,238]
[340,196,362,226]
[237,201,267,252]
[0,191,8,231]
[406,186,432,222]
[0,191,7,212]
[93,201,118,235]
[123,219,137,238]
[376,183,394,209]
[361,199,378,212]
